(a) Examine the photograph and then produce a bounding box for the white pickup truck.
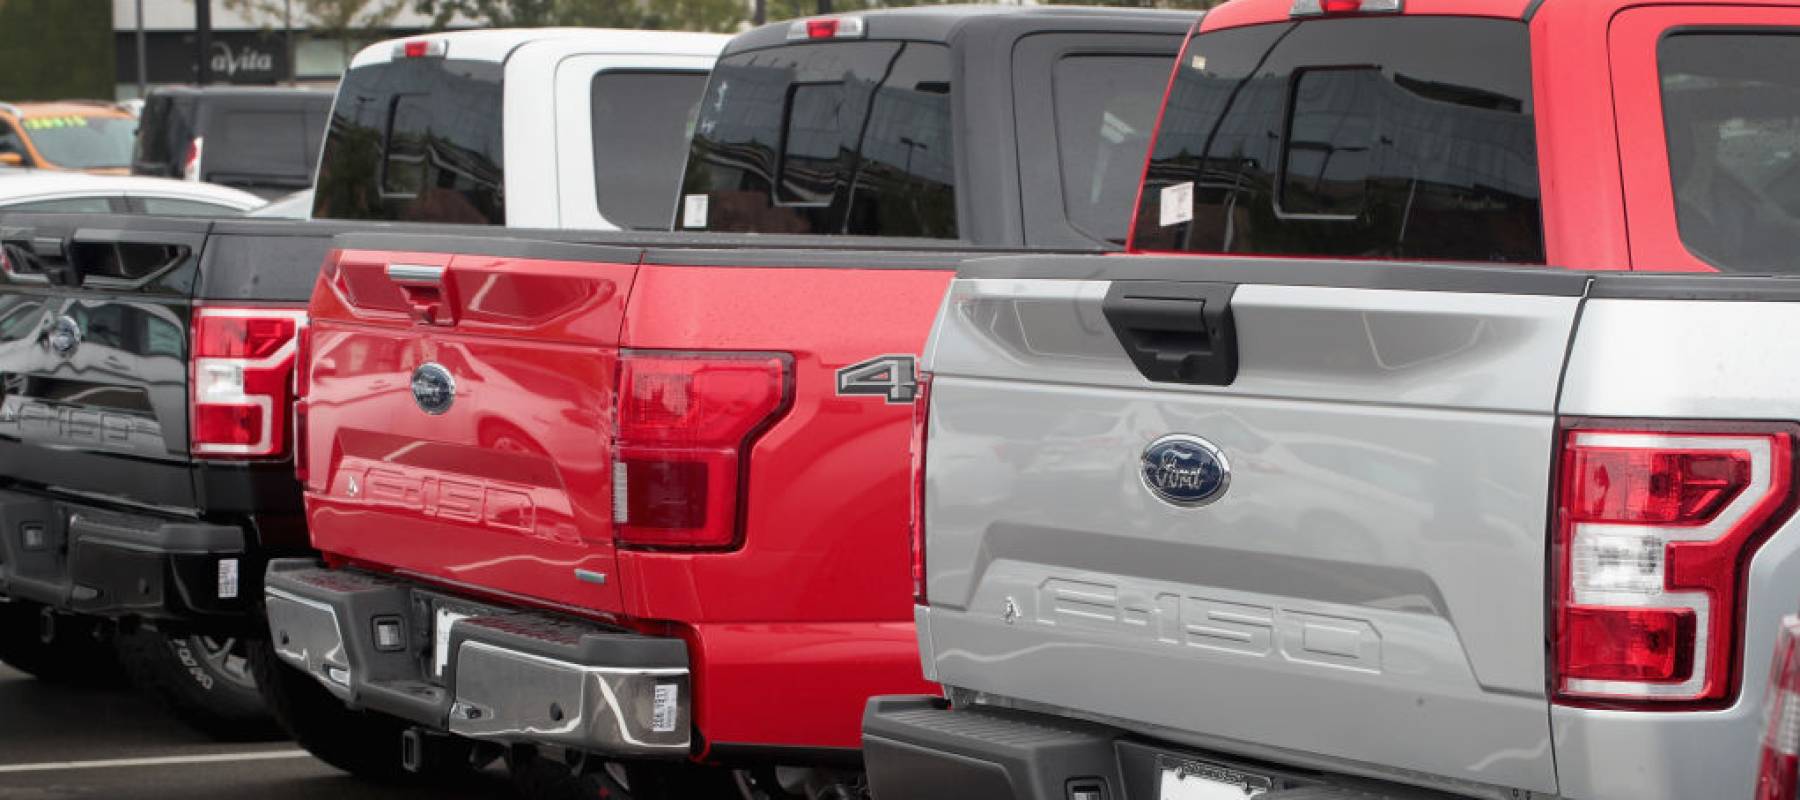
[310,27,727,230]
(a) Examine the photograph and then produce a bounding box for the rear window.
[680,41,956,238]
[313,58,504,225]
[1132,17,1542,263]
[590,71,708,230]
[1052,55,1170,244]
[205,108,319,182]
[1661,32,1800,273]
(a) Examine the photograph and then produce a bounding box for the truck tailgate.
[0,215,206,507]
[919,255,1591,794]
[303,235,640,614]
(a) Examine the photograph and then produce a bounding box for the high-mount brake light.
[1290,0,1401,17]
[394,39,447,59]
[612,350,792,550]
[1758,615,1800,800]
[1553,423,1797,708]
[191,306,308,458]
[787,16,866,40]
[909,371,933,605]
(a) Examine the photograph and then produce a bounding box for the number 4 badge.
[836,355,919,404]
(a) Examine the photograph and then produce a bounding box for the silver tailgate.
[919,255,1588,796]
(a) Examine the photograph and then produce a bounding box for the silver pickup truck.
[863,1,1800,799]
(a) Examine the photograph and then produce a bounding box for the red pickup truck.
[257,6,1192,795]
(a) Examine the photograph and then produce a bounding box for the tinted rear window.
[313,58,504,225]
[1132,17,1541,263]
[207,109,316,181]
[591,71,708,230]
[1053,55,1170,245]
[680,41,955,238]
[1662,32,1800,273]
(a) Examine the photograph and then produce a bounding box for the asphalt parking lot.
[0,664,513,799]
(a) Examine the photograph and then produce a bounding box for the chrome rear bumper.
[264,560,690,756]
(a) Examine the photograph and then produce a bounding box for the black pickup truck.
[0,5,1192,756]
[0,216,330,736]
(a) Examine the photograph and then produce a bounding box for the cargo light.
[1291,0,1401,17]
[1552,422,1797,709]
[394,39,447,59]
[909,371,933,605]
[191,306,308,458]
[1758,615,1800,800]
[787,16,865,40]
[612,350,792,550]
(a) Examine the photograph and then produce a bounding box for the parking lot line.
[0,749,311,774]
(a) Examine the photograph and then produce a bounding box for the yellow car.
[0,101,137,175]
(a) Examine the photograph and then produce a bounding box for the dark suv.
[132,87,332,199]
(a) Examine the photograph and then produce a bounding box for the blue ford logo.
[47,315,80,357]
[411,363,455,415]
[1140,434,1230,507]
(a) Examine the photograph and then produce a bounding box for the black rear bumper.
[863,697,1388,800]
[0,487,258,628]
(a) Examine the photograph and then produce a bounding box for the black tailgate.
[0,214,209,509]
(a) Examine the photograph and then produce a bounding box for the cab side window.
[0,121,28,163]
[1661,32,1800,272]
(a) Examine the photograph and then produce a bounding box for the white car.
[0,171,264,215]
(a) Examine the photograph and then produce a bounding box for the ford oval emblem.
[411,363,455,415]
[1140,434,1230,508]
[47,315,81,357]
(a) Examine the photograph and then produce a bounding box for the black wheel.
[248,635,419,783]
[117,628,279,741]
[0,599,123,686]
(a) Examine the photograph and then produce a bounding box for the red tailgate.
[303,243,639,614]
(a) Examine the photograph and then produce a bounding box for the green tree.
[221,0,407,63]
[0,0,115,101]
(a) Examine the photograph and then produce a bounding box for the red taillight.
[181,137,203,182]
[612,350,791,550]
[1553,423,1797,708]
[807,19,838,38]
[190,306,307,458]
[1758,615,1800,800]
[909,371,933,606]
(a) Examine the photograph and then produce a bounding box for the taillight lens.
[181,137,203,182]
[292,319,312,482]
[1758,615,1800,800]
[612,350,791,550]
[191,306,307,458]
[1553,423,1797,708]
[909,371,933,606]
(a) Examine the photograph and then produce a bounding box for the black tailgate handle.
[1102,281,1238,386]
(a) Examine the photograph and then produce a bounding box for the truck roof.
[725,4,1200,55]
[350,27,729,69]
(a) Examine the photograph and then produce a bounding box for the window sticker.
[682,194,708,229]
[1160,181,1194,226]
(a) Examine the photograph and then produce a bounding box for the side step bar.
[264,559,691,757]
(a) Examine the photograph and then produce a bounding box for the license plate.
[1157,757,1272,800]
[431,607,471,678]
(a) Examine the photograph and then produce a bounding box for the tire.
[117,628,280,741]
[0,600,124,686]
[248,637,468,784]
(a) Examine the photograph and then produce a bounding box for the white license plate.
[1158,757,1272,800]
[431,608,471,677]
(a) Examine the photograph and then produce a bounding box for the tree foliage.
[221,0,407,60]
